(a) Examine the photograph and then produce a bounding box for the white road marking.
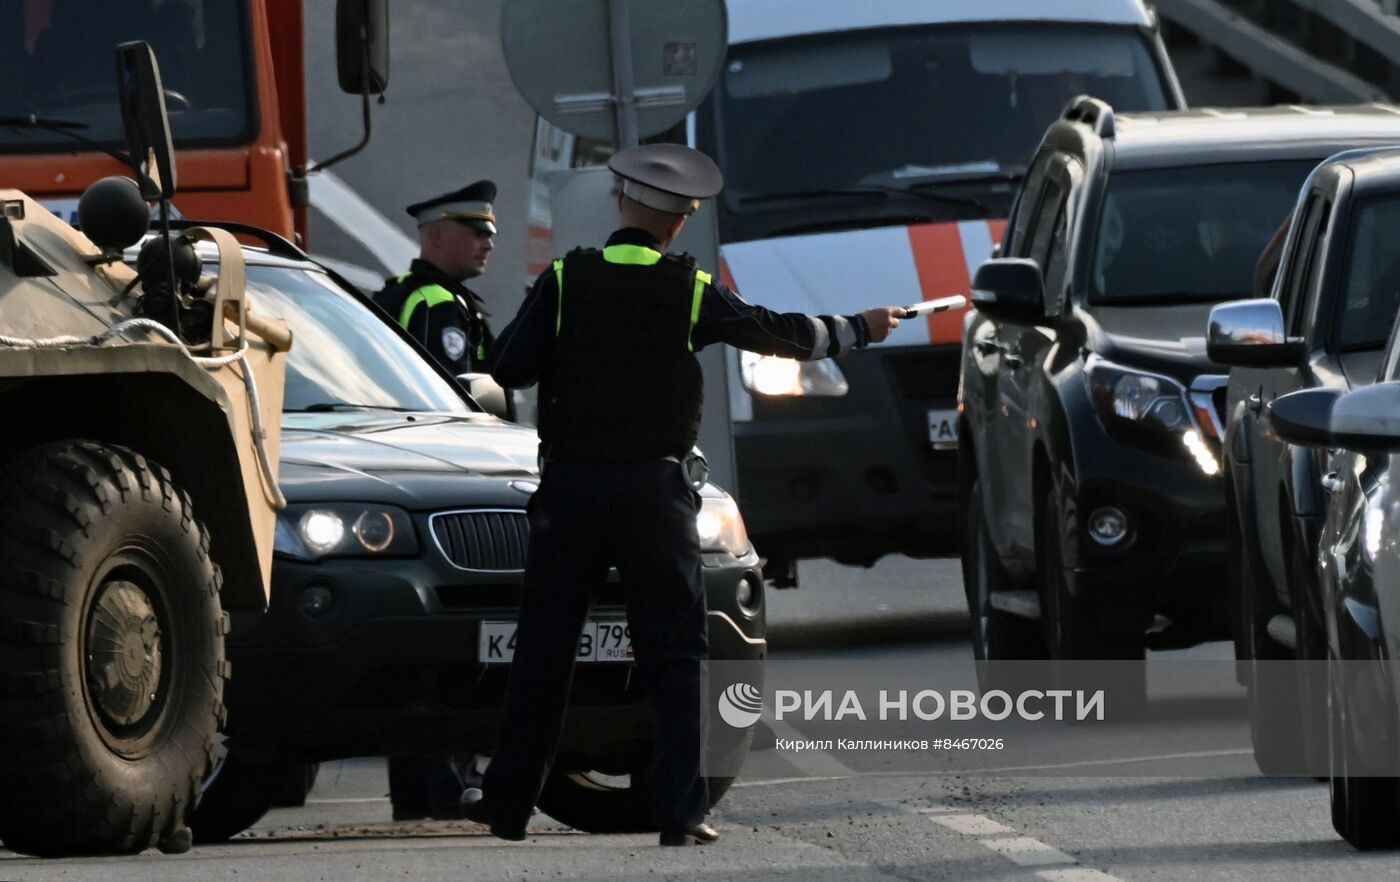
[930,813,1015,836]
[307,166,418,274]
[979,836,1076,867]
[305,797,389,805]
[953,748,1252,775]
[1037,869,1131,882]
[732,775,852,788]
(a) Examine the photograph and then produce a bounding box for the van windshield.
[1089,161,1316,305]
[0,0,253,152]
[705,23,1170,243]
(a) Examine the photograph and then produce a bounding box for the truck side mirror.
[336,0,390,95]
[115,41,177,200]
[970,258,1045,325]
[1206,299,1305,367]
[457,373,513,421]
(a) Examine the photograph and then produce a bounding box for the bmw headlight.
[275,504,418,560]
[739,352,848,397]
[697,494,751,556]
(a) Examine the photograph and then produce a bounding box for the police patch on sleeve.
[441,327,468,362]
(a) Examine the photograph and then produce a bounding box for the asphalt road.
[6,5,1392,879]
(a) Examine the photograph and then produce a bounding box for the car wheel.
[1037,483,1146,716]
[1328,652,1400,849]
[0,443,224,857]
[188,742,309,844]
[538,732,749,833]
[961,478,1046,691]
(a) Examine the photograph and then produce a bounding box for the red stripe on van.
[987,218,1008,250]
[908,223,970,344]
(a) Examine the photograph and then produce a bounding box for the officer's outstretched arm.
[694,281,901,360]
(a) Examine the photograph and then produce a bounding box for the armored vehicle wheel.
[962,479,1046,692]
[537,734,749,833]
[188,748,306,844]
[0,442,226,857]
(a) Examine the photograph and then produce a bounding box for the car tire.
[1037,483,1146,716]
[189,749,307,844]
[962,478,1046,692]
[537,732,750,834]
[1328,653,1400,849]
[0,442,225,857]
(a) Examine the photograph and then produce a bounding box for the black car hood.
[278,412,540,510]
[1078,303,1223,380]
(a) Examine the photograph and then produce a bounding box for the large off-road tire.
[962,479,1046,692]
[537,732,750,834]
[189,750,309,844]
[1037,484,1146,717]
[0,442,226,857]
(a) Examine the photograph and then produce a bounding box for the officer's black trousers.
[483,459,710,837]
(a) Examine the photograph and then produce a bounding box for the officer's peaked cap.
[406,180,498,233]
[608,144,723,216]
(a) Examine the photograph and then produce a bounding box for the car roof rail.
[1062,95,1116,138]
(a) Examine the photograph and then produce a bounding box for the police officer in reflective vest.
[373,180,498,374]
[469,144,905,846]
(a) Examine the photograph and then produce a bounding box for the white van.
[527,0,1186,584]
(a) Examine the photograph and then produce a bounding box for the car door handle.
[1004,352,1025,369]
[1247,393,1262,412]
[1321,472,1342,493]
[974,339,1001,356]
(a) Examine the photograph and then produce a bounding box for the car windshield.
[1089,160,1318,305]
[706,23,1169,241]
[1337,196,1400,352]
[0,0,253,151]
[244,265,472,416]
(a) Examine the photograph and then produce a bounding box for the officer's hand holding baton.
[861,295,967,344]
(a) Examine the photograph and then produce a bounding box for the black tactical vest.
[538,247,704,461]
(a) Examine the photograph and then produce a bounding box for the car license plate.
[479,619,634,664]
[928,408,958,449]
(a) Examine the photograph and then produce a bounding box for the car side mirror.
[457,372,513,421]
[1206,299,1305,367]
[970,258,1046,325]
[1272,383,1400,451]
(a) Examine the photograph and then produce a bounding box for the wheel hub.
[86,579,163,728]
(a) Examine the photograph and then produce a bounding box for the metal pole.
[606,0,639,148]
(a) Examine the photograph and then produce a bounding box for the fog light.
[298,585,335,617]
[1088,507,1130,546]
[736,575,761,614]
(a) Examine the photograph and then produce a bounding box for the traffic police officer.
[373,180,498,374]
[471,144,905,846]
[376,180,499,819]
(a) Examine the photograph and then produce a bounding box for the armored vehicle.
[0,44,290,857]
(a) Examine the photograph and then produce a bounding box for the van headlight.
[740,352,848,397]
[275,504,418,560]
[697,495,750,555]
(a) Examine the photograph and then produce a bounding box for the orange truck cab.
[1,0,378,244]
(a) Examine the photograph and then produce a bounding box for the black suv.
[959,100,1400,696]
[135,231,767,841]
[1208,143,1400,773]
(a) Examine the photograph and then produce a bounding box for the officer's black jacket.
[373,258,495,375]
[491,228,871,391]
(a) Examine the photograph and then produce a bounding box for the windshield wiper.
[287,403,414,413]
[739,187,890,206]
[0,114,131,164]
[1095,291,1237,306]
[742,184,985,211]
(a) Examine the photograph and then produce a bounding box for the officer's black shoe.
[458,791,527,842]
[659,823,719,846]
